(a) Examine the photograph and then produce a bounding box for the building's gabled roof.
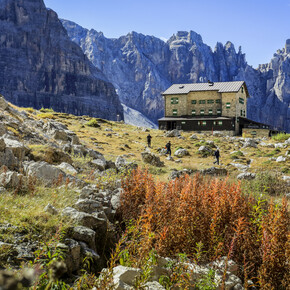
[162,81,250,97]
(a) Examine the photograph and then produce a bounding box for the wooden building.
[158,81,270,135]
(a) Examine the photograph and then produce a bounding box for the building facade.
[158,81,270,135]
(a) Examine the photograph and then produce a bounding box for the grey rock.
[237,172,256,180]
[0,1,123,121]
[165,129,181,137]
[91,158,107,171]
[200,167,228,176]
[44,203,59,215]
[144,281,165,289]
[112,265,141,288]
[25,161,66,184]
[189,134,198,139]
[0,123,6,137]
[276,156,286,162]
[58,239,81,274]
[243,138,258,148]
[72,226,96,251]
[2,138,29,160]
[111,188,122,210]
[0,96,8,110]
[61,207,100,229]
[57,162,78,175]
[141,152,164,167]
[74,199,103,214]
[230,163,249,171]
[174,148,189,157]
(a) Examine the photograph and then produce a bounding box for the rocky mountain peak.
[0,0,123,121]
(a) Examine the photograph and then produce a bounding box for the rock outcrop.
[0,0,123,121]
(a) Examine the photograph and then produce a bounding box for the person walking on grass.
[147,134,152,148]
[213,148,220,165]
[165,141,172,156]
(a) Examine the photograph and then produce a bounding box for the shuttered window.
[171,97,179,104]
[172,109,177,115]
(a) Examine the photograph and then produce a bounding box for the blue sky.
[44,0,290,68]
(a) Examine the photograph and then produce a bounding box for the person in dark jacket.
[147,134,152,148]
[213,148,220,165]
[165,141,172,156]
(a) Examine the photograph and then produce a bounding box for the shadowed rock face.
[63,21,290,132]
[0,0,123,120]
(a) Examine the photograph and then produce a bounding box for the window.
[226,102,231,109]
[213,121,216,125]
[171,97,179,104]
[208,109,213,115]
[192,109,196,116]
[181,121,186,124]
[199,100,206,104]
[191,100,197,104]
[218,121,223,126]
[240,110,243,116]
[217,109,221,115]
[243,110,246,117]
[172,109,177,116]
[241,87,244,93]
[200,109,204,115]
[216,99,221,104]
[207,99,214,104]
[239,97,244,104]
[251,131,257,136]
[202,121,207,126]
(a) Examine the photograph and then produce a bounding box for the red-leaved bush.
[119,168,289,288]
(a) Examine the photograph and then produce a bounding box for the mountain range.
[0,0,289,132]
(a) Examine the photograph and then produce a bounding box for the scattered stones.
[230,163,249,171]
[169,169,193,180]
[237,172,256,180]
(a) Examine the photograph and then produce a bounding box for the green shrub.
[271,133,290,142]
[85,118,100,128]
[39,107,55,113]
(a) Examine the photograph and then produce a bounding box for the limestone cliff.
[0,0,123,120]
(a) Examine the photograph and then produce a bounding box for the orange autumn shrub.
[119,168,289,288]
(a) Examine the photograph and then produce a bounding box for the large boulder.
[0,171,23,188]
[174,148,189,158]
[2,138,29,160]
[57,162,78,175]
[61,207,100,229]
[74,199,103,214]
[141,152,164,167]
[25,161,66,184]
[165,129,181,137]
[0,148,18,170]
[243,138,258,148]
[58,239,81,274]
[72,226,96,251]
[200,167,228,176]
[112,265,141,289]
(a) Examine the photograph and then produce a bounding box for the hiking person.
[213,148,220,165]
[165,141,172,156]
[147,134,152,148]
